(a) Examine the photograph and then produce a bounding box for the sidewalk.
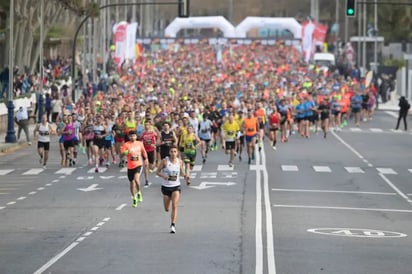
[0,123,36,154]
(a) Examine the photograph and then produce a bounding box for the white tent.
[164,16,236,38]
[235,17,302,39]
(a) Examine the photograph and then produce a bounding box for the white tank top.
[161,157,181,188]
[38,123,51,143]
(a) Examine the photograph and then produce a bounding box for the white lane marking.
[273,204,412,213]
[385,111,398,118]
[55,168,76,175]
[0,207,5,210]
[7,201,16,205]
[362,159,368,163]
[313,166,332,173]
[376,168,397,175]
[378,174,410,202]
[0,169,14,175]
[90,226,99,231]
[120,167,127,172]
[22,168,44,175]
[52,180,59,183]
[331,131,365,159]
[217,165,234,171]
[368,163,373,167]
[344,167,365,173]
[87,167,107,173]
[17,196,26,200]
[332,131,410,205]
[116,204,127,211]
[45,183,52,186]
[390,129,403,133]
[37,187,45,191]
[192,165,202,171]
[59,176,66,179]
[33,242,79,274]
[76,237,86,242]
[83,232,93,236]
[349,127,362,132]
[199,172,217,178]
[29,191,37,195]
[370,128,383,133]
[103,217,110,222]
[272,189,397,195]
[255,149,263,274]
[96,222,105,227]
[409,169,412,174]
[260,145,276,274]
[281,165,298,171]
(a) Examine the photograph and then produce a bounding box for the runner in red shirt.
[141,119,158,187]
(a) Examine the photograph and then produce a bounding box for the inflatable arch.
[164,16,236,38]
[235,17,302,39]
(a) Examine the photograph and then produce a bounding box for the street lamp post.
[5,0,16,143]
[38,0,44,123]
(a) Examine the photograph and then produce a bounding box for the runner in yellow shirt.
[221,112,240,167]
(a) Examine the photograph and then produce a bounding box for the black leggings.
[395,111,408,130]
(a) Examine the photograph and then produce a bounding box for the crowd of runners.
[31,41,379,231]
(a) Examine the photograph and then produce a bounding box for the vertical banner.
[126,22,138,60]
[301,20,315,63]
[313,23,328,52]
[113,21,128,66]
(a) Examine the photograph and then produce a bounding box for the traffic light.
[346,0,356,17]
[178,0,190,18]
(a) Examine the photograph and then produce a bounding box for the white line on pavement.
[0,206,5,210]
[255,149,263,274]
[332,131,410,205]
[378,173,410,202]
[273,204,412,213]
[7,201,16,205]
[272,189,397,195]
[385,111,398,118]
[28,191,37,195]
[116,203,127,211]
[33,242,79,274]
[261,144,276,274]
[17,196,26,200]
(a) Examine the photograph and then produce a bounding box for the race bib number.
[168,175,177,181]
[130,155,139,161]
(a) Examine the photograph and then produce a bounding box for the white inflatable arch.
[164,16,236,38]
[235,17,302,39]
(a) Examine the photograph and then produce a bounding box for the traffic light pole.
[70,1,186,103]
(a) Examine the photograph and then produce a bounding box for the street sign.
[77,184,103,192]
[307,228,407,238]
[191,181,236,190]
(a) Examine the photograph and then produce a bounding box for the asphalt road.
[0,111,411,274]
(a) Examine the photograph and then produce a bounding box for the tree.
[1,0,99,73]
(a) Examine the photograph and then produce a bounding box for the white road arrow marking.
[191,181,236,190]
[77,184,102,192]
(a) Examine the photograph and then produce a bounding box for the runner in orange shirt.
[243,109,259,165]
[120,130,148,207]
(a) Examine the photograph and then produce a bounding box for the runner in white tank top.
[33,114,55,168]
[156,144,183,234]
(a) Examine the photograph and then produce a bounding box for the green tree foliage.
[377,5,412,42]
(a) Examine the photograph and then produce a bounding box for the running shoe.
[43,165,46,169]
[95,167,99,173]
[228,162,233,167]
[144,181,152,188]
[170,224,176,234]
[202,157,206,164]
[248,157,251,165]
[272,146,277,150]
[251,151,255,160]
[137,192,143,202]
[239,155,242,161]
[132,196,138,208]
[39,156,43,164]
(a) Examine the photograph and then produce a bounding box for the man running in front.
[121,130,148,207]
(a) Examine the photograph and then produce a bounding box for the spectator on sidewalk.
[15,106,31,144]
[395,96,410,131]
